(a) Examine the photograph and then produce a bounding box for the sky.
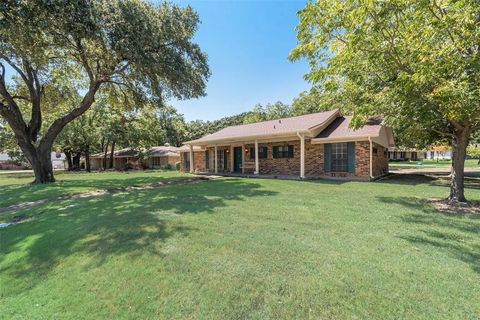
[3,0,312,122]
[170,0,311,121]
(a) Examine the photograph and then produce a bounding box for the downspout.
[368,136,374,180]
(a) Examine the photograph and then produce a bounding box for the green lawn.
[0,170,188,208]
[389,159,479,169]
[1,171,480,319]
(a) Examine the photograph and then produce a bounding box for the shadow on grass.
[379,173,480,190]
[0,178,277,295]
[0,172,187,208]
[377,195,480,274]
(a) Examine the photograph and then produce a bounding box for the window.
[217,149,224,169]
[331,143,348,172]
[249,146,268,159]
[273,145,293,158]
[183,152,190,169]
[152,157,161,167]
[205,150,210,170]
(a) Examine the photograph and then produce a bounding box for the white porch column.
[214,145,218,174]
[300,135,305,179]
[254,140,259,175]
[189,145,194,173]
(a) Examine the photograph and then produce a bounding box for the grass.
[1,171,480,319]
[0,169,188,208]
[389,158,479,169]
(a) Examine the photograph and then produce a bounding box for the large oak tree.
[290,0,480,203]
[0,0,209,183]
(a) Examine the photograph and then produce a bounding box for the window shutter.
[347,142,355,173]
[250,147,255,160]
[288,145,294,158]
[205,150,209,169]
[273,146,279,158]
[324,144,331,172]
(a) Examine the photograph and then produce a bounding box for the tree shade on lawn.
[1,172,480,318]
[0,0,209,183]
[289,0,480,203]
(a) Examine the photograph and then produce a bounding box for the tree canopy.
[290,0,480,203]
[0,0,210,183]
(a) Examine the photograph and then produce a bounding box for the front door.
[233,147,242,173]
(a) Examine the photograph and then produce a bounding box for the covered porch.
[184,135,307,178]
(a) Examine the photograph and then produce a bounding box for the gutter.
[368,136,374,180]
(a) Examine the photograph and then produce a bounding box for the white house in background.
[0,151,66,170]
[51,152,67,169]
[0,153,10,162]
[388,148,452,161]
[425,149,452,160]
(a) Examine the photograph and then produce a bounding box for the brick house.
[89,145,180,170]
[179,109,394,180]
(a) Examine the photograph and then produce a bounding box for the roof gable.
[315,116,382,139]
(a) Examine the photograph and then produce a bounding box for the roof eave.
[186,130,312,146]
[311,135,375,144]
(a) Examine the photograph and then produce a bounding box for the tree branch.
[75,38,94,81]
[12,95,30,101]
[0,63,5,83]
[41,81,102,148]
[21,60,42,141]
[431,128,455,138]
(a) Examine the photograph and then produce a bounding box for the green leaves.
[290,0,480,147]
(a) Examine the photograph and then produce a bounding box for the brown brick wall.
[372,143,389,177]
[305,140,324,176]
[180,151,206,172]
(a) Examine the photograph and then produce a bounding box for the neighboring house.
[180,109,395,180]
[388,149,426,161]
[425,149,452,160]
[388,148,452,161]
[0,152,66,170]
[51,152,67,169]
[89,145,180,170]
[0,153,10,163]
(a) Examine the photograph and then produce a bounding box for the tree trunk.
[85,145,91,172]
[109,140,115,169]
[103,141,109,170]
[16,141,55,183]
[64,150,73,171]
[29,148,55,184]
[72,153,81,171]
[448,129,469,203]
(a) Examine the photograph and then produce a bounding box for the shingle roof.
[90,146,181,158]
[189,109,339,144]
[178,145,204,152]
[315,116,383,139]
[147,146,181,157]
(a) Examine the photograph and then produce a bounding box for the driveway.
[390,167,480,177]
